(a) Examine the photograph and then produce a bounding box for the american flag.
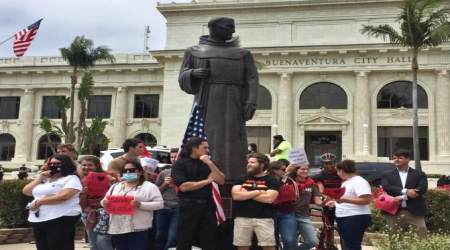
[13,19,43,57]
[181,104,226,224]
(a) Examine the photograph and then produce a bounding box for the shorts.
[233,217,276,247]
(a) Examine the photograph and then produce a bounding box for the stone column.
[111,87,128,148]
[354,71,371,156]
[436,70,450,157]
[277,72,293,142]
[14,88,35,162]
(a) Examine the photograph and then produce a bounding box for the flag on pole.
[13,19,43,57]
[180,104,226,224]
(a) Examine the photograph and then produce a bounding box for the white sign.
[288,148,309,166]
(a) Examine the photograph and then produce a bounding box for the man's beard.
[247,166,263,176]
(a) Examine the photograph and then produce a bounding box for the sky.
[0,0,189,57]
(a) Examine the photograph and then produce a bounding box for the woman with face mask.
[22,154,82,250]
[101,161,164,250]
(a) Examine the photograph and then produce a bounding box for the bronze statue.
[179,17,259,180]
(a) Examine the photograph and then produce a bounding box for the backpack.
[274,177,299,206]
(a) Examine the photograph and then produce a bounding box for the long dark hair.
[53,154,77,176]
[122,161,146,186]
[180,137,207,159]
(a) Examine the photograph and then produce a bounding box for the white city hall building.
[0,0,449,174]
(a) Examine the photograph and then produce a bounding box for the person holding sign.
[101,161,163,250]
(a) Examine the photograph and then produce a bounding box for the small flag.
[13,19,43,57]
[180,104,226,224]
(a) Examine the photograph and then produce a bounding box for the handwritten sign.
[86,172,110,197]
[106,195,135,215]
[287,148,309,166]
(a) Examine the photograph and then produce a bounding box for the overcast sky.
[0,0,189,57]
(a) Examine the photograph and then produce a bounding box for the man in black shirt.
[171,137,225,250]
[232,153,280,250]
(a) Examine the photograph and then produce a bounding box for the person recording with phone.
[22,154,83,250]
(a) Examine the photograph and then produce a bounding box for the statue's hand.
[191,68,210,79]
[244,102,256,121]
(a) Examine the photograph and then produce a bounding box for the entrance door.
[247,126,271,154]
[305,131,342,167]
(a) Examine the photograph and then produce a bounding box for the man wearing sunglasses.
[171,137,225,250]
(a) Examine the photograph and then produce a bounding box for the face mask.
[122,173,139,182]
[49,164,61,176]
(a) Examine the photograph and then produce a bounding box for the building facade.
[1,0,449,173]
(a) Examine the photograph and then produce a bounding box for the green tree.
[361,0,450,171]
[60,36,115,144]
[39,117,63,155]
[82,117,110,155]
[77,72,94,151]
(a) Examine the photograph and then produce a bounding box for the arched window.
[300,82,347,109]
[38,134,61,160]
[377,81,428,108]
[257,85,272,110]
[135,133,157,147]
[0,134,16,161]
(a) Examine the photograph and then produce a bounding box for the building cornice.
[157,0,404,14]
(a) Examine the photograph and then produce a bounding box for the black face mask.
[50,164,62,176]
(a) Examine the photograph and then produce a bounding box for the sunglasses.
[122,168,137,174]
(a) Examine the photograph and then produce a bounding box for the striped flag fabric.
[13,19,43,57]
[181,104,226,224]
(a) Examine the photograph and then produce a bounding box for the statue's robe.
[178,35,259,180]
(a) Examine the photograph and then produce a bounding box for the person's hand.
[30,199,41,211]
[131,199,141,209]
[37,170,50,182]
[406,189,419,199]
[244,102,256,121]
[164,176,173,185]
[325,200,336,207]
[206,176,214,184]
[393,196,402,206]
[200,155,213,165]
[191,68,210,79]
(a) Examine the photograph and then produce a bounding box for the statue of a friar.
[178,17,259,180]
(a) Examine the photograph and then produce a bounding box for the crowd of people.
[18,134,431,250]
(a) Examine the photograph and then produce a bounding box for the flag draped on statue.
[181,104,226,224]
[13,19,43,57]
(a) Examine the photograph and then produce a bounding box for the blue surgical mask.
[122,173,138,182]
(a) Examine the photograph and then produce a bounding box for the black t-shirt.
[233,175,281,218]
[312,170,342,189]
[171,157,212,201]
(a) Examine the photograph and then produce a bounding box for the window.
[135,133,157,147]
[42,96,65,119]
[377,126,429,160]
[257,86,272,110]
[377,81,428,108]
[300,82,347,109]
[0,97,20,119]
[0,134,15,161]
[88,95,112,118]
[37,134,61,160]
[134,95,159,118]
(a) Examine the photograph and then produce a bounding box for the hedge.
[0,180,32,228]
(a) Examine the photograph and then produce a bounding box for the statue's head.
[208,17,235,41]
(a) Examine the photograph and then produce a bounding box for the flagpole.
[0,34,15,47]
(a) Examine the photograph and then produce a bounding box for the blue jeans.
[275,212,298,250]
[111,230,149,250]
[87,229,113,250]
[296,215,319,250]
[336,215,371,250]
[155,208,178,250]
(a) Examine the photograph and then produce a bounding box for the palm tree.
[77,72,94,151]
[60,36,115,144]
[361,0,450,171]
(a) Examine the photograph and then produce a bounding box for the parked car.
[99,145,171,170]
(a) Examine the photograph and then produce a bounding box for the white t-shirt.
[28,175,82,223]
[335,175,371,218]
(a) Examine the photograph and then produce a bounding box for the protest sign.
[287,148,309,166]
[106,195,135,215]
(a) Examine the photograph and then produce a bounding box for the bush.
[368,204,387,232]
[0,180,32,228]
[376,232,450,250]
[426,189,450,233]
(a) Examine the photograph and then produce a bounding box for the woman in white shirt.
[101,161,163,250]
[22,154,82,250]
[325,160,372,250]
